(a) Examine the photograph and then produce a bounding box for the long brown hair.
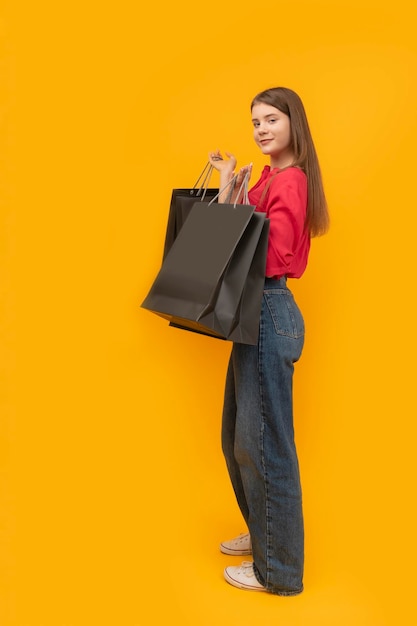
[251,87,329,237]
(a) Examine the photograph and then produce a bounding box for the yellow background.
[2,0,417,624]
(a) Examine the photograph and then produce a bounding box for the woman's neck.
[270,149,295,170]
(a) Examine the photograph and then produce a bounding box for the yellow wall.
[2,0,417,624]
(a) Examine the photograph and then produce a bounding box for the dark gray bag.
[142,175,269,344]
[162,163,219,260]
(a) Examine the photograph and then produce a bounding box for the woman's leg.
[221,355,250,524]
[230,280,305,595]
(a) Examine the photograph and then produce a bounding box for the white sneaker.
[220,532,252,556]
[224,561,266,591]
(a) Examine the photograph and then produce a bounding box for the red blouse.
[249,166,310,279]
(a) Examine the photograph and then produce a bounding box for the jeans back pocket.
[264,291,305,338]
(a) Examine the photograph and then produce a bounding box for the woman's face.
[251,102,293,167]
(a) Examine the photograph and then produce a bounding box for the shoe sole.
[220,545,252,556]
[224,569,265,591]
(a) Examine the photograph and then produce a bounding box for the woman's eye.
[269,119,276,123]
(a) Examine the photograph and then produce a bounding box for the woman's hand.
[208,151,252,203]
[208,150,237,179]
[233,163,253,204]
[209,150,238,202]
[235,163,252,188]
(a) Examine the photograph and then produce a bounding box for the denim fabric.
[221,277,305,595]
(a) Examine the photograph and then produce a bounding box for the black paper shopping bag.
[223,216,270,344]
[162,163,219,260]
[141,200,269,345]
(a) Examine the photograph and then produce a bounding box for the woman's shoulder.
[274,166,306,181]
[269,167,307,194]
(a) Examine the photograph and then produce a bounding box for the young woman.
[209,87,329,596]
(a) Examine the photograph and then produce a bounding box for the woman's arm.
[264,169,308,276]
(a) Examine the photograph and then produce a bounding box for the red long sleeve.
[249,166,310,279]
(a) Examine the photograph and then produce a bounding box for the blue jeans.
[222,277,305,595]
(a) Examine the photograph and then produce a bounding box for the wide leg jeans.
[222,277,305,595]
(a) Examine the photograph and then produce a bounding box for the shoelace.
[237,561,256,578]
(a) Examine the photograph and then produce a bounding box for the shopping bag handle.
[233,169,250,206]
[191,162,214,201]
[208,168,251,207]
